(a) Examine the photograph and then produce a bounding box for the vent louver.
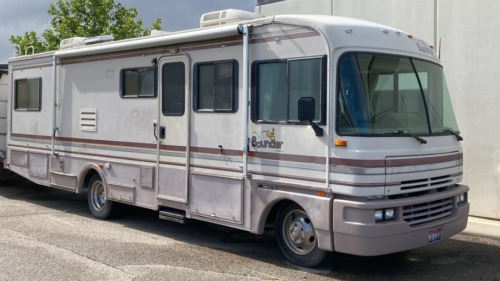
[80,108,97,132]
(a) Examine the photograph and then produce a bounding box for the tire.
[87,174,119,219]
[275,203,326,267]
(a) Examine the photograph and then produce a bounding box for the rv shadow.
[0,180,498,280]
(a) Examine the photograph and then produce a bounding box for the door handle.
[159,126,166,139]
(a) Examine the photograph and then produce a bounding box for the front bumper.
[331,184,469,256]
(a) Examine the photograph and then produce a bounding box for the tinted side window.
[162,62,185,116]
[194,60,238,112]
[15,78,41,111]
[121,67,157,98]
[252,57,325,123]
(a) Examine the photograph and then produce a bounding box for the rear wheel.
[275,203,326,267]
[87,174,119,219]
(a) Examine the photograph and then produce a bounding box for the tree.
[10,0,162,55]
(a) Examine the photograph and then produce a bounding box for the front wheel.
[275,203,326,267]
[87,174,119,219]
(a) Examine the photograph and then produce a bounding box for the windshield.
[336,53,459,135]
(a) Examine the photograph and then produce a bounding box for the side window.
[162,62,185,116]
[193,60,238,112]
[14,78,41,111]
[252,56,325,123]
[120,66,157,98]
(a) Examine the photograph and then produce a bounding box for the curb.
[463,216,500,240]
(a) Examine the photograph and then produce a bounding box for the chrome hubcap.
[90,181,105,211]
[283,210,316,255]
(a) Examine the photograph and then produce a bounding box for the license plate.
[428,227,442,244]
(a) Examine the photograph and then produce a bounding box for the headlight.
[384,208,395,220]
[375,208,395,222]
[456,193,466,204]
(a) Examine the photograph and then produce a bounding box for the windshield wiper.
[376,130,427,144]
[394,130,427,144]
[442,128,463,141]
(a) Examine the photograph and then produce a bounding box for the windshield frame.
[335,51,460,137]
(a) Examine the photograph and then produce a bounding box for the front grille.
[402,197,454,226]
[401,175,453,191]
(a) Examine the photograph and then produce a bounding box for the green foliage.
[9,31,48,56]
[10,0,161,56]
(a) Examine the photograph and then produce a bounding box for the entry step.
[159,208,187,224]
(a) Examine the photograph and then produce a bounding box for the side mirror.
[298,97,323,137]
[298,97,316,121]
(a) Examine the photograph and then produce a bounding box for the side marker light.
[334,139,347,147]
[317,191,326,197]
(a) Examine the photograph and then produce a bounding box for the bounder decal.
[251,128,284,150]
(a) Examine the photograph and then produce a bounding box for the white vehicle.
[1,64,10,176]
[5,10,469,267]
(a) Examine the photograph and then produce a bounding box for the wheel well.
[82,169,99,190]
[265,199,297,227]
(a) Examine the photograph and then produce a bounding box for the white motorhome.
[5,10,469,267]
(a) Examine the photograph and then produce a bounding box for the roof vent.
[200,9,263,28]
[60,35,114,49]
[150,30,171,37]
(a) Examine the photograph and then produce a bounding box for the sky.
[0,0,256,63]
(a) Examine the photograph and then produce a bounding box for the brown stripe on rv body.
[190,146,242,157]
[6,144,459,190]
[329,157,385,168]
[11,133,52,141]
[330,153,463,169]
[56,136,158,150]
[248,151,324,164]
[9,143,183,168]
[60,46,171,65]
[10,62,54,72]
[10,133,463,169]
[386,153,462,167]
[250,170,326,185]
[329,180,393,188]
[8,144,157,166]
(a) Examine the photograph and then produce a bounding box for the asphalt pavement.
[1,179,499,281]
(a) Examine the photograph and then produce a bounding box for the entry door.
[156,55,190,203]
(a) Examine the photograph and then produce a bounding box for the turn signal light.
[334,139,347,147]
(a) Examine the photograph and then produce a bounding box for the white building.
[256,0,500,222]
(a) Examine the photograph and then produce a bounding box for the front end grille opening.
[402,197,454,226]
[388,186,452,200]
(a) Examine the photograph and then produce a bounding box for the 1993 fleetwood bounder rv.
[5,9,469,267]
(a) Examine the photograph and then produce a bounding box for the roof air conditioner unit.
[200,9,263,28]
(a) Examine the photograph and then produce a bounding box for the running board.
[159,209,187,224]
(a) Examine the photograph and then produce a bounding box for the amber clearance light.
[334,139,347,147]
